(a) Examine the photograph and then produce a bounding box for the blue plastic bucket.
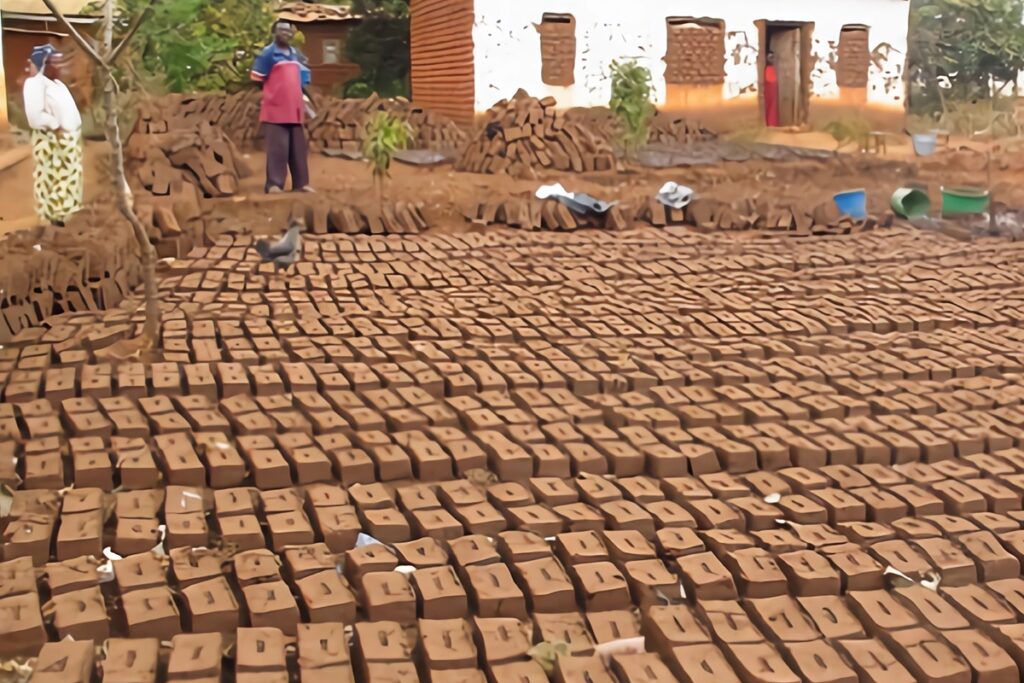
[912,132,937,157]
[834,189,868,219]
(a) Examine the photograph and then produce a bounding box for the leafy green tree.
[909,0,1024,112]
[111,0,274,92]
[609,60,655,159]
[343,0,410,97]
[363,111,412,203]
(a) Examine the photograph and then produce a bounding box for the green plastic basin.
[941,187,990,216]
[891,187,931,218]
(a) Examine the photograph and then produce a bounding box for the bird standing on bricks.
[255,218,304,275]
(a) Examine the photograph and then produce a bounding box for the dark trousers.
[263,122,309,192]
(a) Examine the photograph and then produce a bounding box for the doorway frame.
[756,20,814,127]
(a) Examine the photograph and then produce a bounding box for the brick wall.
[409,0,475,126]
[664,19,726,86]
[537,14,575,87]
[837,26,870,88]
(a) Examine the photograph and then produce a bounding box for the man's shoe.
[300,186,316,193]
[267,186,283,194]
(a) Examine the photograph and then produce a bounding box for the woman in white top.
[23,44,83,226]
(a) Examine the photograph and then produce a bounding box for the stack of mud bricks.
[457,91,616,175]
[665,22,726,85]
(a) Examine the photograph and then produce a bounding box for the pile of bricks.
[286,198,430,236]
[457,91,616,175]
[465,196,630,231]
[133,92,467,153]
[0,209,143,344]
[128,122,253,199]
[664,21,726,86]
[307,92,468,154]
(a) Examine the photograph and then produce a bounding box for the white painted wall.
[472,0,910,114]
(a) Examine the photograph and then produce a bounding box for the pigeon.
[255,219,304,274]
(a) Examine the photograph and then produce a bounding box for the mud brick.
[392,538,449,570]
[264,510,314,551]
[986,578,1024,620]
[832,637,915,683]
[666,642,741,683]
[23,451,64,490]
[115,442,160,490]
[236,627,287,673]
[776,549,842,596]
[941,629,1019,683]
[526,479,575,509]
[888,483,945,516]
[806,488,866,525]
[892,584,969,632]
[846,486,909,524]
[742,596,819,644]
[682,498,744,531]
[845,589,920,638]
[163,511,207,549]
[513,556,575,613]
[774,494,827,525]
[910,537,977,585]
[178,576,240,633]
[533,612,596,657]
[0,592,46,656]
[461,562,527,619]
[291,570,355,624]
[954,528,1011,581]
[653,527,704,558]
[780,640,858,683]
[166,547,224,589]
[153,434,205,487]
[241,580,300,635]
[576,609,638,651]
[574,475,621,507]
[717,547,785,599]
[722,641,801,683]
[674,552,737,600]
[500,504,560,537]
[4,515,55,566]
[968,511,1019,534]
[341,545,397,587]
[924,513,980,538]
[32,640,95,683]
[54,510,103,561]
[698,600,765,645]
[726,497,778,532]
[50,586,109,641]
[248,449,292,489]
[0,557,36,600]
[296,621,352,677]
[408,566,469,620]
[789,596,864,642]
[362,572,417,623]
[930,479,988,514]
[448,535,500,569]
[824,548,884,591]
[554,531,609,566]
[418,618,478,671]
[450,502,506,536]
[100,638,161,683]
[878,627,971,683]
[622,558,681,607]
[405,508,459,541]
[472,617,532,665]
[965,477,1022,513]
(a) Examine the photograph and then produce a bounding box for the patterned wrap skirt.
[31,128,84,224]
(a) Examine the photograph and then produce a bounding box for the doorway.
[759,21,813,127]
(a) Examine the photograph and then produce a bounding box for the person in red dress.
[764,51,780,127]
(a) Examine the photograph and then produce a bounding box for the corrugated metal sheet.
[410,0,474,127]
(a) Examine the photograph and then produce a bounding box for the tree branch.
[39,0,107,66]
[109,0,158,65]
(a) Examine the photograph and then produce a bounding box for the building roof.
[1,0,97,17]
[276,2,361,24]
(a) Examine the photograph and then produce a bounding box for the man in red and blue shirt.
[251,21,314,193]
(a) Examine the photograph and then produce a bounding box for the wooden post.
[0,11,9,131]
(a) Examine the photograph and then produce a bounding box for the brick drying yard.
[8,91,1024,683]
[7,217,1024,683]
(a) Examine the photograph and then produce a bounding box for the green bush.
[609,59,655,159]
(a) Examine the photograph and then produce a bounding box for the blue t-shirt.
[251,44,311,124]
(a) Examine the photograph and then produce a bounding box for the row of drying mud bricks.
[467,198,629,231]
[643,197,895,233]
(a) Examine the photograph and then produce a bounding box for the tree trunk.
[102,0,160,349]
